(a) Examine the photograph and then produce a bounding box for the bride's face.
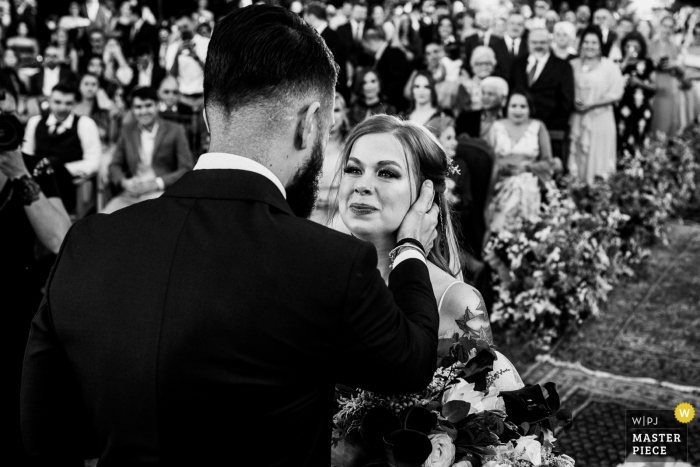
[339,133,416,239]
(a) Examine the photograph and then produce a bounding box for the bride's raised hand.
[397,180,440,254]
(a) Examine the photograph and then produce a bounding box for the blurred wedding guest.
[370,4,395,42]
[637,19,653,44]
[111,1,136,59]
[499,13,528,79]
[52,27,79,73]
[616,31,656,153]
[575,5,591,34]
[7,21,39,66]
[617,16,635,41]
[463,45,496,111]
[337,0,368,68]
[463,15,509,79]
[460,9,477,40]
[156,22,171,69]
[436,15,461,61]
[649,15,683,136]
[0,75,70,467]
[305,2,350,101]
[86,55,118,101]
[361,27,411,111]
[83,0,113,32]
[391,12,422,64]
[592,9,617,58]
[493,16,507,38]
[80,28,106,71]
[680,14,700,126]
[486,92,553,234]
[349,68,396,125]
[545,11,560,34]
[311,92,351,229]
[59,1,92,37]
[131,6,160,57]
[125,43,166,96]
[158,75,183,114]
[510,28,574,169]
[166,13,209,112]
[29,44,77,98]
[194,0,215,29]
[455,76,508,139]
[1,48,27,97]
[74,72,113,144]
[22,82,102,213]
[157,75,207,157]
[568,27,624,183]
[405,70,445,126]
[105,86,192,213]
[103,36,134,88]
[563,11,576,24]
[426,114,458,160]
[552,21,578,60]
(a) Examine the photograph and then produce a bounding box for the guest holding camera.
[0,74,70,466]
[165,13,209,112]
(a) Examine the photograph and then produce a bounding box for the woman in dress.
[348,69,396,127]
[370,4,395,43]
[52,28,79,74]
[568,26,625,184]
[649,15,684,136]
[333,115,524,385]
[436,15,462,61]
[74,73,113,146]
[404,70,446,126]
[551,21,578,61]
[616,32,656,153]
[486,92,553,235]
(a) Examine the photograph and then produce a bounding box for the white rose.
[423,433,455,467]
[514,435,542,466]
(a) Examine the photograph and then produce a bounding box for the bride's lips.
[349,203,379,216]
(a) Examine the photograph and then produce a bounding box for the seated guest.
[125,43,166,96]
[435,15,462,61]
[0,74,71,466]
[158,76,184,114]
[7,21,40,67]
[456,76,509,139]
[361,27,412,111]
[104,86,193,213]
[404,70,446,126]
[463,45,496,111]
[29,45,77,98]
[348,68,396,126]
[552,21,578,60]
[74,73,112,144]
[157,75,208,157]
[22,82,102,213]
[485,92,553,235]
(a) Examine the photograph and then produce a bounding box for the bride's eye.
[378,169,399,179]
[344,165,362,175]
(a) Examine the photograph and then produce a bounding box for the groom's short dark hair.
[204,5,338,114]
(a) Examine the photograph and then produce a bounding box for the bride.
[324,115,523,389]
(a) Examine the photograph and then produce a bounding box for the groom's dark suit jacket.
[20,169,439,466]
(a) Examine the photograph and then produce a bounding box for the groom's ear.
[295,101,321,150]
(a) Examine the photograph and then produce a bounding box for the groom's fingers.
[416,180,434,213]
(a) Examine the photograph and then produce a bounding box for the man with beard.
[21,5,441,467]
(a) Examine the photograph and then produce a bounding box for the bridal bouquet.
[332,337,574,467]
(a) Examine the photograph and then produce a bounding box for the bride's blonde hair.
[327,114,464,278]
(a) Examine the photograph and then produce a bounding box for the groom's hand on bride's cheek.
[397,180,439,252]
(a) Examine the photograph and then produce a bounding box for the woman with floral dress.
[616,32,656,154]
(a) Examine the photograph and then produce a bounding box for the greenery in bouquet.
[332,337,574,467]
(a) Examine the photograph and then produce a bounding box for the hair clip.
[447,160,461,176]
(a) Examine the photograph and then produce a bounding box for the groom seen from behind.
[21,5,441,467]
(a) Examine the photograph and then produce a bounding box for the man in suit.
[497,13,528,79]
[103,86,192,213]
[124,43,167,97]
[28,45,77,98]
[21,5,440,466]
[593,8,617,57]
[462,28,510,79]
[336,0,369,68]
[362,27,412,111]
[510,28,574,169]
[305,2,350,101]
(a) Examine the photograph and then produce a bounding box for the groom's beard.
[285,137,324,218]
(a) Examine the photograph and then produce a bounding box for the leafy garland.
[485,134,699,345]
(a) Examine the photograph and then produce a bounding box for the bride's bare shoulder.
[427,264,485,316]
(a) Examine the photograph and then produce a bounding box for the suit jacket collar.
[163,169,294,216]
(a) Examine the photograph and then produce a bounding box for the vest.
[34,114,83,164]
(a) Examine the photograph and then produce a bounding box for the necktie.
[511,40,516,56]
[528,59,538,86]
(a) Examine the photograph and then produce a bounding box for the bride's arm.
[440,283,493,345]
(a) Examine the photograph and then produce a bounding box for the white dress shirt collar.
[194,153,286,198]
[316,22,328,35]
[46,112,75,133]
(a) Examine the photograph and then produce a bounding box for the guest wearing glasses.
[29,44,77,98]
[463,46,497,111]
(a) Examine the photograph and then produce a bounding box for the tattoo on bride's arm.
[454,296,494,345]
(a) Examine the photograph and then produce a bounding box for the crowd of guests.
[308,0,700,271]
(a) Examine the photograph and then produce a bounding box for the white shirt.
[165,34,209,95]
[350,19,364,42]
[601,28,609,45]
[137,62,153,88]
[85,0,100,22]
[193,152,425,267]
[527,52,550,84]
[22,113,102,176]
[42,67,61,97]
[136,122,159,180]
[504,35,521,55]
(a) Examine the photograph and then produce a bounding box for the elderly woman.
[552,21,578,60]
[463,45,497,111]
[455,76,508,139]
